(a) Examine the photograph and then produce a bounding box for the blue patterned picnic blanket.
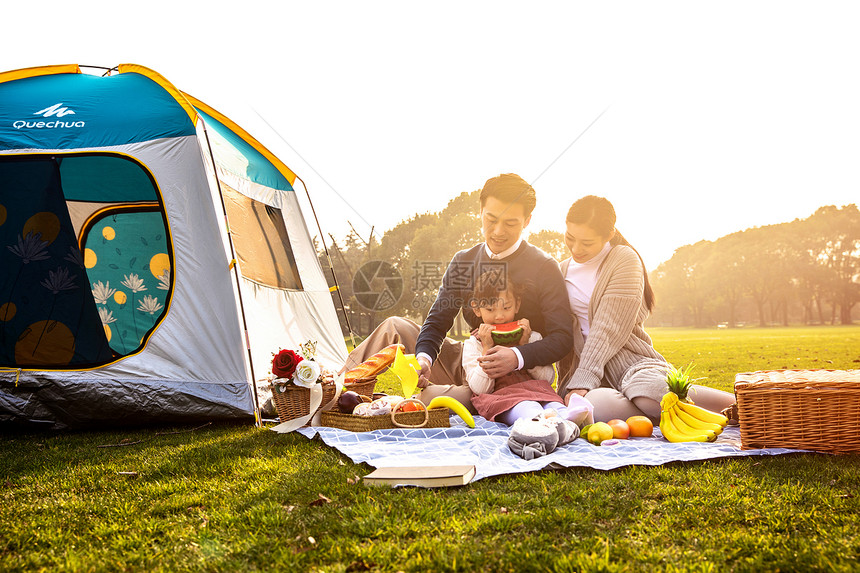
[296,416,810,483]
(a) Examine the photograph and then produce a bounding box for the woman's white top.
[564,241,612,337]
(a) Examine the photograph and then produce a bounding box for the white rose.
[293,360,321,388]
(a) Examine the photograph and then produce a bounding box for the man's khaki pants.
[342,316,476,413]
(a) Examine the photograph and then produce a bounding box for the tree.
[802,205,860,325]
[704,233,746,327]
[375,190,482,321]
[650,241,715,327]
[734,226,788,327]
[528,229,567,261]
[322,229,373,335]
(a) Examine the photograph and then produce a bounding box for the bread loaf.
[344,344,403,384]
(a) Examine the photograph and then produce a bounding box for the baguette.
[344,344,404,383]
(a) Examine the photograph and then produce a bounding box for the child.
[464,270,593,427]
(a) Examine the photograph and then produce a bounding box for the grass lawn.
[2,326,859,572]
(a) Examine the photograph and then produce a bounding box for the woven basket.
[734,369,860,454]
[320,400,451,432]
[344,378,377,397]
[270,378,376,424]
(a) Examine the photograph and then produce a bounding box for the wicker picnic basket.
[734,369,860,454]
[270,378,377,424]
[320,399,451,432]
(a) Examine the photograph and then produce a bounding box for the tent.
[0,64,348,428]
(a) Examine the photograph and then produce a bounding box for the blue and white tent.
[0,64,347,428]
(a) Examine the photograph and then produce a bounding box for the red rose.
[272,349,302,379]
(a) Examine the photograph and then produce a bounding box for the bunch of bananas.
[659,392,728,443]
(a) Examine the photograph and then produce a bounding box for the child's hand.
[477,323,495,351]
[517,318,531,345]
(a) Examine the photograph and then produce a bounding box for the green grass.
[2,326,859,572]
[650,325,860,392]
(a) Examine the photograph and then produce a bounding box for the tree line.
[318,190,482,336]
[317,197,858,334]
[648,204,859,327]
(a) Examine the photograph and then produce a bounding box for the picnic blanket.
[296,416,811,483]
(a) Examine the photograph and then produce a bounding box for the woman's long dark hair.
[566,195,655,311]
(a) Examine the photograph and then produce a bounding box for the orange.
[626,415,654,437]
[398,400,424,412]
[607,419,630,439]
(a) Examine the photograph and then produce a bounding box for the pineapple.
[665,363,698,403]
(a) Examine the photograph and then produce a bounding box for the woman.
[556,195,735,423]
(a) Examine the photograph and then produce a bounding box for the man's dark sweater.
[415,241,574,372]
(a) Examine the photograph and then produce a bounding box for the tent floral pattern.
[137,295,163,315]
[8,231,51,263]
[0,167,113,367]
[91,280,116,305]
[85,211,170,354]
[156,269,170,291]
[41,267,78,294]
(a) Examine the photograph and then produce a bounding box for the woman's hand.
[565,389,589,404]
[517,318,531,345]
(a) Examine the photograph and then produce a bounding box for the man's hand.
[416,355,432,388]
[477,346,518,378]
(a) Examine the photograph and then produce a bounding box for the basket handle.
[390,398,429,428]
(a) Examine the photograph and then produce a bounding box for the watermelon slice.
[491,321,524,345]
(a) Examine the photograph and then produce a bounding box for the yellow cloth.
[391,346,421,398]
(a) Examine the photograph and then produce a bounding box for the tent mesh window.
[0,153,172,368]
[221,183,303,290]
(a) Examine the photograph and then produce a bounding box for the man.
[343,173,573,409]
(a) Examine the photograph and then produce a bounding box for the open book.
[363,465,476,488]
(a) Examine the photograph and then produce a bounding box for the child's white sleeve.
[463,336,494,394]
[525,331,555,383]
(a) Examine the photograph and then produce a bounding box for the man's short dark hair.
[479,173,536,217]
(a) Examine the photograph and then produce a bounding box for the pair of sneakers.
[507,409,580,460]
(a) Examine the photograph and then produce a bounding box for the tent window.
[59,155,159,203]
[0,154,171,369]
[221,184,303,290]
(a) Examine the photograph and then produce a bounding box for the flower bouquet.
[271,341,333,391]
[269,340,336,424]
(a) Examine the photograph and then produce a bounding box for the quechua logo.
[13,103,85,129]
[35,103,76,118]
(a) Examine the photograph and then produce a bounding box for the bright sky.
[6,1,859,269]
